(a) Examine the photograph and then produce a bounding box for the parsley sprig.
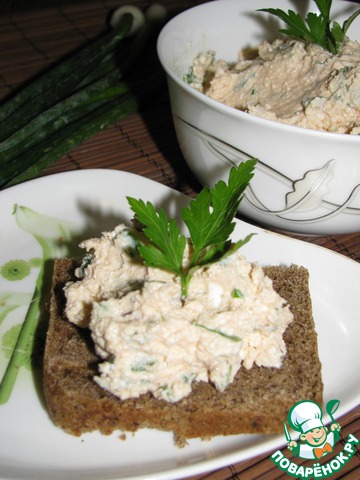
[258,0,360,54]
[127,159,256,298]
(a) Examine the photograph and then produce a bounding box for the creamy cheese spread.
[186,38,360,134]
[65,225,293,403]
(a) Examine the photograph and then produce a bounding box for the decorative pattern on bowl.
[175,116,360,232]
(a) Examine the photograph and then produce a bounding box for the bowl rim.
[157,0,360,142]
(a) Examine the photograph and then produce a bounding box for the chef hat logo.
[288,400,324,434]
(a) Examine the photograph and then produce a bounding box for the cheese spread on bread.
[64,225,293,403]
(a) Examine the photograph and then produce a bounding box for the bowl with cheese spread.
[157,0,360,234]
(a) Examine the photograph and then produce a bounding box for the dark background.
[1,0,360,13]
[1,0,90,13]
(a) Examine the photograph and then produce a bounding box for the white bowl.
[157,0,360,235]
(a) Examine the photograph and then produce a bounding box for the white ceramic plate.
[0,170,359,480]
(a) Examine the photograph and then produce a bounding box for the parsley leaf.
[126,197,186,280]
[182,159,256,266]
[258,0,360,54]
[127,159,257,298]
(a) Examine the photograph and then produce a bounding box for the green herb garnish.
[127,159,256,298]
[258,0,360,54]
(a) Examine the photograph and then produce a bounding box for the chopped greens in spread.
[193,322,242,342]
[131,359,156,372]
[185,1,360,134]
[232,288,244,299]
[186,39,360,134]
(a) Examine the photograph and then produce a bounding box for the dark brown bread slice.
[43,258,323,444]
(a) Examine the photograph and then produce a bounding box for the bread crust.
[43,258,323,443]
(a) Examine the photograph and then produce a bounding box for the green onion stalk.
[0,4,168,190]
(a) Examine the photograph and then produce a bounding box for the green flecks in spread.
[77,252,93,278]
[182,373,196,384]
[236,78,249,91]
[120,230,139,258]
[193,322,242,342]
[183,66,196,84]
[232,288,244,299]
[0,260,31,281]
[340,65,354,75]
[157,384,173,401]
[131,359,155,372]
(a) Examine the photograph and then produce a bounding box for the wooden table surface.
[0,1,359,479]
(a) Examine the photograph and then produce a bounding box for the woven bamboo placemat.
[0,1,359,479]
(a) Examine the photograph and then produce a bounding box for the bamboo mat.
[0,1,359,479]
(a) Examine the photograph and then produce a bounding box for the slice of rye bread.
[43,258,323,444]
